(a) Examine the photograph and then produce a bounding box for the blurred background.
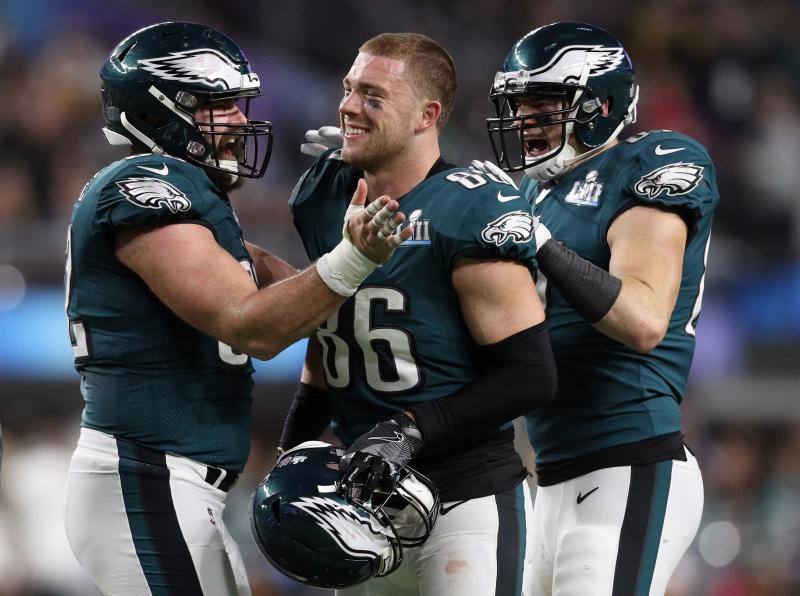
[0,0,798,594]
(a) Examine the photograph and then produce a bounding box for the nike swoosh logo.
[497,190,521,202]
[576,487,599,504]
[440,499,469,515]
[654,145,684,156]
[137,164,169,175]
[372,431,405,444]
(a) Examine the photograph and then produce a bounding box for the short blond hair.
[359,32,457,130]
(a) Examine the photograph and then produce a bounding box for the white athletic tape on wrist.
[534,218,552,253]
[316,239,378,296]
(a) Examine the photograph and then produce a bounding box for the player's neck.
[364,143,441,202]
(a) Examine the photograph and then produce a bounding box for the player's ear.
[416,99,442,133]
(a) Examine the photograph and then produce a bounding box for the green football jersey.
[290,151,540,447]
[521,130,719,464]
[66,153,255,470]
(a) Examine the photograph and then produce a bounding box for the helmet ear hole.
[117,42,136,62]
[270,497,282,523]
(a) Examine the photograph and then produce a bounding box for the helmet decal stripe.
[495,45,626,92]
[531,44,626,78]
[138,48,252,91]
[291,496,394,558]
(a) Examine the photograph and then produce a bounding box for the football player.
[279,33,558,595]
[63,22,410,596]
[481,22,717,595]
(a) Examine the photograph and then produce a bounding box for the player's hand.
[469,159,519,189]
[344,178,413,264]
[338,412,423,504]
[315,179,412,296]
[300,126,343,158]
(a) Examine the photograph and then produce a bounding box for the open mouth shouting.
[524,134,551,158]
[219,137,244,162]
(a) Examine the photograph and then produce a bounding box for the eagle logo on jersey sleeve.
[481,211,534,246]
[138,49,259,91]
[634,162,704,199]
[116,177,192,213]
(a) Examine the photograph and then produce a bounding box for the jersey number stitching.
[218,260,257,365]
[317,287,422,393]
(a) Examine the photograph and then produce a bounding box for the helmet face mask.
[193,95,272,178]
[369,466,439,549]
[100,22,273,182]
[487,22,638,182]
[251,441,439,590]
[488,83,600,174]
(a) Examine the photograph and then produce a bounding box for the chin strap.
[524,84,640,184]
[524,61,640,184]
[119,111,165,155]
[524,143,576,182]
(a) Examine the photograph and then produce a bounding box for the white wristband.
[534,218,552,253]
[316,238,379,297]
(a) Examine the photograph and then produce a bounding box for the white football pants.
[64,427,250,595]
[528,452,703,596]
[338,480,535,596]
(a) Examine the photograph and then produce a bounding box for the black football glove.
[338,412,423,503]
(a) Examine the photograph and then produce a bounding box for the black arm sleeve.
[409,322,556,446]
[536,238,622,324]
[278,382,333,451]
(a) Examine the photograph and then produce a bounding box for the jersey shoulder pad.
[288,149,357,214]
[288,149,359,261]
[620,130,718,214]
[93,154,220,229]
[429,168,538,265]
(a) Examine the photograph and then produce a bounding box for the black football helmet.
[487,22,638,181]
[251,441,439,589]
[100,22,272,178]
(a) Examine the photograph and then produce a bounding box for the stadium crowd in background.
[0,0,799,594]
